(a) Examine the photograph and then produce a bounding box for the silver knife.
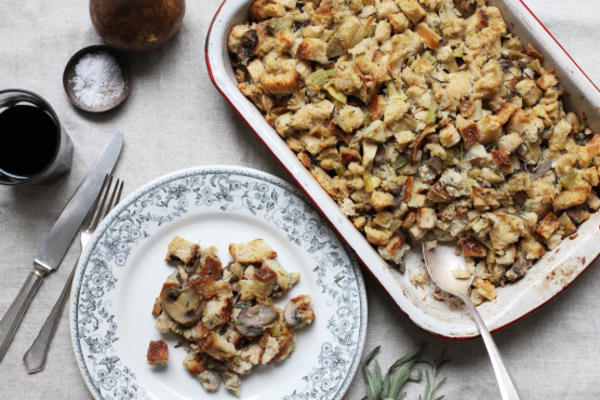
[0,131,123,361]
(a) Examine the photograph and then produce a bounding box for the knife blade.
[0,131,123,361]
[34,131,123,273]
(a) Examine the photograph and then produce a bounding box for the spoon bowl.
[422,243,473,300]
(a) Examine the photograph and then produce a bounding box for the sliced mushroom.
[284,295,314,329]
[530,159,553,181]
[235,304,278,338]
[237,29,258,64]
[161,286,204,327]
[505,252,529,282]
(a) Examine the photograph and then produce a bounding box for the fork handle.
[0,269,45,362]
[465,300,521,400]
[23,258,78,374]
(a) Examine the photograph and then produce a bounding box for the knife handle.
[24,263,77,374]
[0,270,45,362]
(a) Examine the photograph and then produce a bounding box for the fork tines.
[88,175,124,231]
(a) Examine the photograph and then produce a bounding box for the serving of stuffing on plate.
[148,237,314,396]
[228,0,600,305]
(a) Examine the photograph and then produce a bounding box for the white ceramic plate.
[70,166,367,400]
[205,0,600,338]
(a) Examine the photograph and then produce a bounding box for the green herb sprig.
[361,344,448,400]
[419,350,449,400]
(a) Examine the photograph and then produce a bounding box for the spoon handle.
[465,300,521,400]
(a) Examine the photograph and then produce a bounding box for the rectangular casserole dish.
[205,0,600,338]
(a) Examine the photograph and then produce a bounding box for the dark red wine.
[0,104,58,179]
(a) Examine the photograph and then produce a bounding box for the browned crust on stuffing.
[491,150,512,171]
[261,71,305,95]
[525,44,544,62]
[340,148,362,166]
[460,123,480,146]
[535,212,560,240]
[254,266,277,282]
[147,340,169,365]
[458,237,487,258]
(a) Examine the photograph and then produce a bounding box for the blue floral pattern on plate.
[70,166,367,400]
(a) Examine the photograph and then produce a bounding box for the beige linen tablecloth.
[1,1,599,399]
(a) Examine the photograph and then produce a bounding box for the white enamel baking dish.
[205,0,600,338]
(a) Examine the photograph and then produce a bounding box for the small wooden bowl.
[63,45,132,113]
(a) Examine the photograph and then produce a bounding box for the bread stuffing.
[150,236,314,396]
[229,0,599,304]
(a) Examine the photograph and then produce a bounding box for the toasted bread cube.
[147,340,169,365]
[519,236,546,260]
[229,239,277,264]
[416,207,437,230]
[296,38,328,64]
[495,102,518,125]
[474,278,497,301]
[537,71,558,90]
[183,352,207,375]
[535,212,560,240]
[387,13,409,33]
[471,186,500,209]
[165,236,199,265]
[371,190,394,211]
[559,213,577,237]
[460,123,480,146]
[397,0,426,24]
[458,237,487,258]
[497,132,523,154]
[261,71,304,95]
[414,22,440,49]
[249,0,285,21]
[477,115,503,144]
[439,124,461,148]
[364,224,392,246]
[553,186,591,211]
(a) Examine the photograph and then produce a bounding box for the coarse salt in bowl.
[63,45,131,113]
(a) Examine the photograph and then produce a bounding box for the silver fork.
[23,175,123,374]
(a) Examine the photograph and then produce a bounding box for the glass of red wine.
[0,89,73,185]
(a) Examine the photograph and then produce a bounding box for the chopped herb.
[394,155,410,170]
[425,184,449,200]
[507,204,537,219]
[335,275,345,283]
[504,83,518,98]
[422,72,449,84]
[225,270,242,282]
[491,166,505,177]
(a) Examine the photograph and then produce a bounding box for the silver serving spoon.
[422,243,521,400]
